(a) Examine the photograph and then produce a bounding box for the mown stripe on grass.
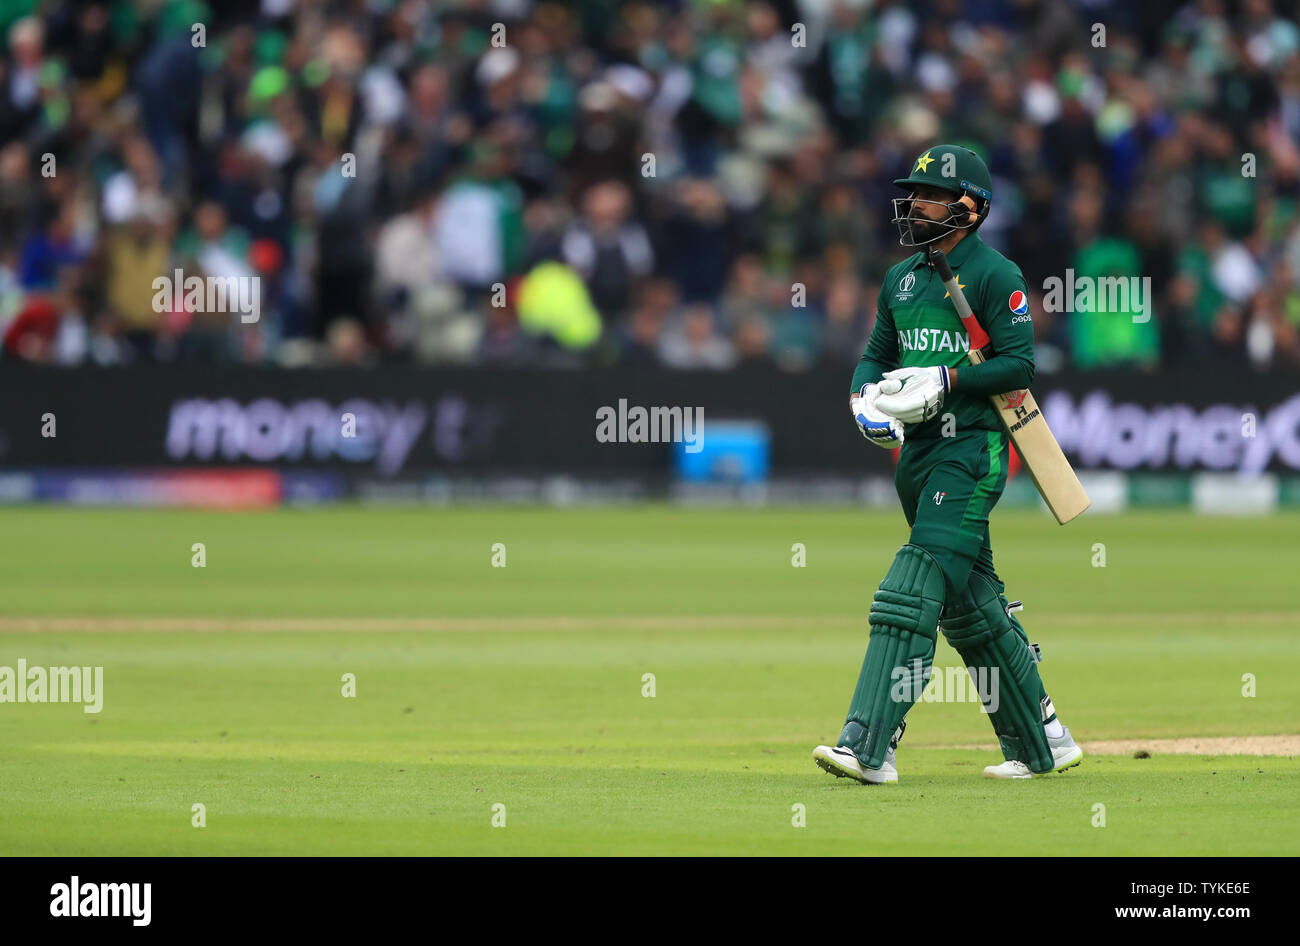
[0,613,1297,632]
[939,735,1300,756]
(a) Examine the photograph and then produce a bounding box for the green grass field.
[1,506,1297,855]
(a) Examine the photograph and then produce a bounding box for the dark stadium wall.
[1,366,1297,478]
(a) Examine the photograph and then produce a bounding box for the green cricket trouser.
[895,428,1008,598]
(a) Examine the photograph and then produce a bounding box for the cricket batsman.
[812,144,1083,782]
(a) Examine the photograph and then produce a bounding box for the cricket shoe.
[812,744,898,784]
[982,726,1083,779]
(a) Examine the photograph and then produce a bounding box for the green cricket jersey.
[852,232,1036,439]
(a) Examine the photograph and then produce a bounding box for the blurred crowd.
[2,0,1300,372]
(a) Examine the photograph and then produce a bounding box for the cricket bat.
[928,246,1090,524]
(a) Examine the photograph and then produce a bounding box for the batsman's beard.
[893,193,984,247]
[907,211,942,243]
[893,196,956,246]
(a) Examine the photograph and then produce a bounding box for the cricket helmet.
[891,144,992,246]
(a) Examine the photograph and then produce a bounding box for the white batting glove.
[874,366,950,424]
[851,383,905,448]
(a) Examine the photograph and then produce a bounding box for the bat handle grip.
[928,246,954,281]
[929,245,992,351]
